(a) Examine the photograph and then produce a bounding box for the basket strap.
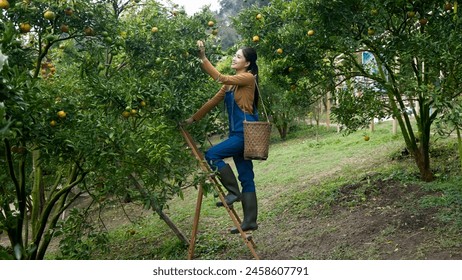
[254,75,270,122]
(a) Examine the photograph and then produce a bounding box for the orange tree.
[309,0,462,182]
[235,0,462,182]
[51,1,222,256]
[233,0,335,140]
[1,0,110,260]
[1,0,220,259]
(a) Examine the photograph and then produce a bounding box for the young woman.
[185,40,259,233]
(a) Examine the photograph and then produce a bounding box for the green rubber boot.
[216,164,241,207]
[231,192,258,234]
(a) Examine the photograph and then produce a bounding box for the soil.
[252,177,461,260]
[2,174,460,260]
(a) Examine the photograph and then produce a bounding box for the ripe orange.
[44,10,56,20]
[50,120,57,127]
[0,0,10,9]
[122,111,130,118]
[151,26,158,33]
[57,110,66,118]
[276,48,283,54]
[208,21,215,27]
[444,3,453,11]
[252,35,260,42]
[256,13,262,20]
[64,7,73,16]
[19,23,32,33]
[307,30,315,36]
[84,26,94,36]
[60,24,69,33]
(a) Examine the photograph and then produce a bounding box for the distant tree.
[235,0,462,181]
[216,0,270,49]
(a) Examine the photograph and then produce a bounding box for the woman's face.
[231,49,250,72]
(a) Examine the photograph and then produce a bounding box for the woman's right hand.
[197,40,206,59]
[184,117,195,125]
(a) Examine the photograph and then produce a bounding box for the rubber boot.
[216,164,241,207]
[231,192,258,234]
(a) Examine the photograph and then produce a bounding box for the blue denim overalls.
[205,89,259,193]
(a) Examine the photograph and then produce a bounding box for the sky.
[158,0,221,15]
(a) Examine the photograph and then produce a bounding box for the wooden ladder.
[179,125,259,260]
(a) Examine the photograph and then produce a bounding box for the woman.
[185,40,259,233]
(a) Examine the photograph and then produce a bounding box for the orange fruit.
[60,24,69,33]
[64,7,73,16]
[57,110,66,118]
[0,0,10,10]
[19,23,32,33]
[44,10,56,20]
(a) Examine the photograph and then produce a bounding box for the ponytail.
[241,47,259,108]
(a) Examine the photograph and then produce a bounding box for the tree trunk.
[415,99,434,182]
[391,107,434,182]
[413,148,434,182]
[129,174,189,246]
[155,208,189,246]
[3,139,26,258]
[326,91,331,128]
[276,122,288,140]
[456,126,462,174]
[403,121,434,182]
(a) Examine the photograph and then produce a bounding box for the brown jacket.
[192,58,256,121]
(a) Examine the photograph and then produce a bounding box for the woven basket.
[243,120,271,160]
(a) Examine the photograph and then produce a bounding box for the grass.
[54,120,462,260]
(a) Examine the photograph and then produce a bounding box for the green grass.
[421,177,462,226]
[60,120,462,260]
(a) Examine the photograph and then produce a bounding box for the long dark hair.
[241,47,259,108]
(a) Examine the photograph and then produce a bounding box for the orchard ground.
[91,120,462,260]
[4,120,460,260]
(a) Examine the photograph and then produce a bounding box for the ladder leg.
[180,125,260,260]
[187,185,204,260]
